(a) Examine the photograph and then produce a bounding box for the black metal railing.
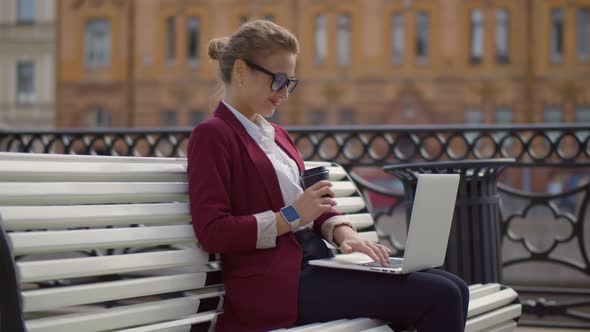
[2,124,590,328]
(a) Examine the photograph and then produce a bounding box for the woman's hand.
[293,180,337,226]
[335,225,392,267]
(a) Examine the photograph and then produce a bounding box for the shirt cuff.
[255,210,277,249]
[321,215,356,247]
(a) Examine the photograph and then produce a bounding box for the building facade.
[56,0,590,129]
[0,0,56,129]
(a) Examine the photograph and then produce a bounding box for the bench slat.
[358,326,394,332]
[307,318,386,332]
[345,213,374,229]
[272,319,350,332]
[333,197,366,213]
[23,273,208,312]
[116,312,219,332]
[467,288,518,318]
[465,304,521,332]
[480,320,517,332]
[332,181,358,197]
[9,225,196,255]
[470,283,501,300]
[25,296,219,332]
[18,248,210,283]
[0,152,187,164]
[0,182,188,205]
[0,161,187,182]
[0,203,191,230]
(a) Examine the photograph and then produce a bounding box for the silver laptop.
[309,173,460,274]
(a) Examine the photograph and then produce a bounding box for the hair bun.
[208,37,230,60]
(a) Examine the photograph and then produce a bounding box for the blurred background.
[0,0,588,130]
[2,0,590,329]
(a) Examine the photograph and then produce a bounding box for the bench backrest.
[0,152,377,332]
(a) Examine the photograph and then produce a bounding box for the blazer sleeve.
[274,125,343,236]
[187,122,258,253]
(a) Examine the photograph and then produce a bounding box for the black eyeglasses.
[244,59,299,94]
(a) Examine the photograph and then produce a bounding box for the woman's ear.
[233,59,247,85]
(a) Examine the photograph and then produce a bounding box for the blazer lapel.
[214,102,285,209]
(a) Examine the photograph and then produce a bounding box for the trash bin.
[384,158,515,284]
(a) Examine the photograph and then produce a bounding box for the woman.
[187,20,468,332]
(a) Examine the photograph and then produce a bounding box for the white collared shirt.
[222,100,354,248]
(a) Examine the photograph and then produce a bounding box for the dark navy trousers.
[294,230,469,332]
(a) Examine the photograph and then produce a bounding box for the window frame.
[495,9,510,64]
[314,15,328,65]
[391,12,404,64]
[84,19,112,69]
[415,11,430,63]
[16,61,35,104]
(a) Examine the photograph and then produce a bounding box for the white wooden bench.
[0,152,522,332]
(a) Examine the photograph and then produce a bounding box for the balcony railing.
[2,124,590,329]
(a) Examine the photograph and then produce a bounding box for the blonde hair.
[208,20,300,84]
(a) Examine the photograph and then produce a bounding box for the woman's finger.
[368,242,388,266]
[317,186,335,198]
[353,242,380,264]
[320,197,337,206]
[309,180,332,191]
[375,244,391,264]
[340,241,353,254]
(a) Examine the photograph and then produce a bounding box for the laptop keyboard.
[360,259,403,269]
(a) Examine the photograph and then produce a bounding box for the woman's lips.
[269,99,280,107]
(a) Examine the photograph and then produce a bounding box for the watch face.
[282,206,300,223]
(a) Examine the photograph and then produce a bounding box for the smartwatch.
[280,205,302,231]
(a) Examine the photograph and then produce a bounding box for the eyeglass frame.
[243,59,299,94]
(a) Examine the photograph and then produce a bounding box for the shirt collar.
[222,100,275,143]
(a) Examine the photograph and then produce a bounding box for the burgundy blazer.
[187,102,340,331]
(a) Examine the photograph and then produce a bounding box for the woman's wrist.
[332,224,357,246]
[275,212,292,236]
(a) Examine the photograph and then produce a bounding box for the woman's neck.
[224,91,256,121]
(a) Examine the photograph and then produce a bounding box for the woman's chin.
[261,107,276,119]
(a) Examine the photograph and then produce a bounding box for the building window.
[191,110,205,125]
[17,0,36,24]
[495,107,513,144]
[578,9,590,60]
[309,109,326,125]
[495,107,513,124]
[85,19,111,68]
[415,12,429,61]
[545,107,563,143]
[263,15,275,22]
[166,17,176,63]
[16,61,35,104]
[465,108,482,124]
[338,14,351,66]
[576,107,590,122]
[470,9,484,64]
[161,110,177,127]
[391,13,404,64]
[544,107,563,123]
[339,109,356,125]
[576,107,590,140]
[496,9,510,63]
[551,9,565,63]
[86,107,111,128]
[464,108,482,142]
[314,15,327,65]
[187,16,200,64]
